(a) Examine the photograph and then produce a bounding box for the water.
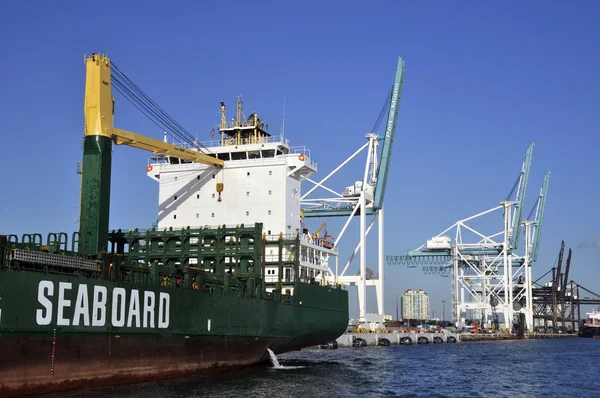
[267,348,282,368]
[37,338,600,398]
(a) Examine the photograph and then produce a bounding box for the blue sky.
[1,0,598,319]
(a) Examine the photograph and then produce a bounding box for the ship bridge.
[144,95,334,295]
[148,94,317,178]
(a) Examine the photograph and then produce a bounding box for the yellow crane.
[312,222,327,240]
[80,53,223,254]
[84,53,224,167]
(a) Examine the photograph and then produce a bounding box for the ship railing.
[167,135,290,150]
[290,146,317,169]
[147,152,289,168]
[263,233,300,242]
[113,224,259,233]
[289,146,311,157]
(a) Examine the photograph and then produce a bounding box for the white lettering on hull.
[57,282,72,326]
[36,280,53,325]
[127,289,140,328]
[92,286,107,326]
[112,288,126,327]
[158,292,169,329]
[35,281,170,329]
[143,291,155,328]
[72,284,89,326]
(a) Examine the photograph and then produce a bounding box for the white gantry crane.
[388,142,550,331]
[301,56,406,323]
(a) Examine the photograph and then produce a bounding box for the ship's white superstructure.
[146,96,337,293]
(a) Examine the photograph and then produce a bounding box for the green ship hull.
[0,226,348,397]
[0,53,354,397]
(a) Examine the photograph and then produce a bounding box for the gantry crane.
[521,170,550,326]
[301,56,406,218]
[297,57,406,323]
[79,53,224,254]
[386,143,549,330]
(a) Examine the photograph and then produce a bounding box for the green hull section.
[0,227,348,396]
[0,270,348,345]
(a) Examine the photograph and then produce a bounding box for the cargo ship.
[579,308,600,338]
[0,53,349,397]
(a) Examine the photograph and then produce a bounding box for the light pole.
[442,300,446,324]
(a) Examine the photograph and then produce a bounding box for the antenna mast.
[281,94,286,137]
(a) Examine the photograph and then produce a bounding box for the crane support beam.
[302,208,375,218]
[112,128,223,166]
[373,57,406,210]
[511,142,534,249]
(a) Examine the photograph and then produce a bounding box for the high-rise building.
[402,289,430,321]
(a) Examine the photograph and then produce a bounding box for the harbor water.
[35,338,600,398]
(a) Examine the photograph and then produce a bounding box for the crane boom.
[560,248,572,298]
[79,53,222,254]
[552,240,565,326]
[373,56,406,210]
[112,128,222,165]
[510,142,534,249]
[531,170,550,262]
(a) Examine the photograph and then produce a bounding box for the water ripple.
[36,338,600,398]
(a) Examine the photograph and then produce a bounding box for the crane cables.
[110,62,211,154]
[386,255,452,266]
[369,88,392,135]
[422,266,452,277]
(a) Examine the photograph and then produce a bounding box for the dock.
[335,332,459,347]
[333,332,577,347]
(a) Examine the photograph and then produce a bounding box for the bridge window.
[197,194,200,199]
[211,213,215,218]
[212,193,215,198]
[174,195,177,200]
[246,191,250,196]
[269,170,272,175]
[268,210,271,215]
[196,213,199,218]
[262,149,275,158]
[246,211,250,216]
[231,151,247,160]
[268,190,272,195]
[173,214,177,220]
